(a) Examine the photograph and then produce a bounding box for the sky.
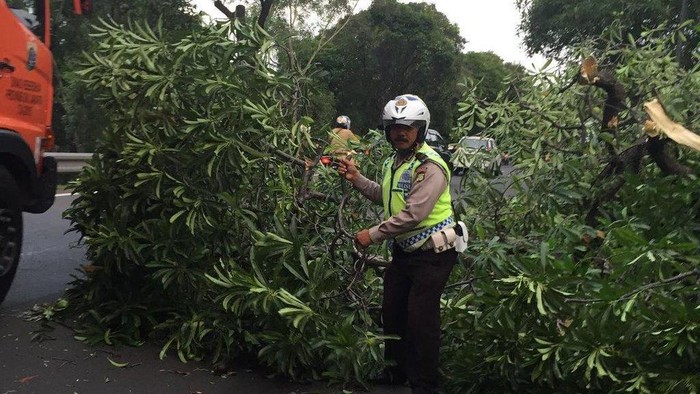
[192,0,548,70]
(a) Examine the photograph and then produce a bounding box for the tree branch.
[445,275,484,290]
[302,1,361,73]
[578,56,645,225]
[214,0,235,19]
[578,56,626,156]
[269,147,305,167]
[565,269,700,303]
[644,99,700,152]
[258,0,274,28]
[646,137,693,175]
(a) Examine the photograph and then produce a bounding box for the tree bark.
[676,0,690,63]
[214,0,235,19]
[647,137,693,175]
[214,2,246,21]
[592,70,626,157]
[583,60,642,225]
[258,0,274,28]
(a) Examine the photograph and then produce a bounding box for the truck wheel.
[0,166,22,305]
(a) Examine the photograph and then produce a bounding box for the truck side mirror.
[73,0,92,15]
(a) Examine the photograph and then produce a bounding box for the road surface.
[3,194,86,308]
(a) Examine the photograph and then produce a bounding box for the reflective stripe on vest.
[381,144,454,252]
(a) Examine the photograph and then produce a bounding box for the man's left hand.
[354,229,372,248]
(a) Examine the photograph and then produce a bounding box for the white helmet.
[381,94,431,143]
[334,115,351,130]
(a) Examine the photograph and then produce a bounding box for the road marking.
[55,193,74,197]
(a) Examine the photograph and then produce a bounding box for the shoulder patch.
[417,159,449,180]
[414,168,426,183]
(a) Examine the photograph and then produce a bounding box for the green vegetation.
[63,19,393,387]
[49,1,700,393]
[445,24,700,392]
[516,0,699,66]
[50,0,202,151]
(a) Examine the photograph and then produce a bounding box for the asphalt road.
[3,194,86,308]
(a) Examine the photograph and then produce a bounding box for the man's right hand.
[337,158,360,182]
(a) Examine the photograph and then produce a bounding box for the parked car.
[424,129,452,165]
[449,136,506,176]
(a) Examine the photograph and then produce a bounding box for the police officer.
[338,94,457,393]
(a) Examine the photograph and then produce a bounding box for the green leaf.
[535,284,546,315]
[107,358,129,368]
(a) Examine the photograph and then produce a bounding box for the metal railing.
[45,152,92,173]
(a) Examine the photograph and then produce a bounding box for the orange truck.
[0,0,90,304]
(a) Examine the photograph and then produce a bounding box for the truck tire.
[0,166,23,305]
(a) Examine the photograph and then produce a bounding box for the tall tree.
[309,0,465,137]
[461,51,523,102]
[517,0,700,66]
[215,0,361,126]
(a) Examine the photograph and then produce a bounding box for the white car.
[449,136,506,176]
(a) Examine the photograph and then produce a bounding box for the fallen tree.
[442,24,699,393]
[50,18,700,393]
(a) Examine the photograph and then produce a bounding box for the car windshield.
[462,139,490,149]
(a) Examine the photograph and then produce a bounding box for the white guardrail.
[45,152,93,173]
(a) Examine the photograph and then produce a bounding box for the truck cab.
[0,0,86,304]
[1,0,57,209]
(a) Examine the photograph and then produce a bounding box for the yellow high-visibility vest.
[381,143,454,252]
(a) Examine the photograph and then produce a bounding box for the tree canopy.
[443,23,700,391]
[461,51,523,102]
[517,0,699,66]
[308,0,465,136]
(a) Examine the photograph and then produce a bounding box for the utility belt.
[419,221,469,253]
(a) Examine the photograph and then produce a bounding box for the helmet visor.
[382,118,425,131]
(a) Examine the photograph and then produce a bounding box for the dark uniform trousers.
[383,246,457,393]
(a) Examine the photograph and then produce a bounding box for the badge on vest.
[397,169,412,195]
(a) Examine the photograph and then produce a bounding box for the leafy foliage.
[517,0,700,66]
[442,24,700,393]
[63,19,392,387]
[50,0,202,151]
[60,11,700,393]
[461,52,524,102]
